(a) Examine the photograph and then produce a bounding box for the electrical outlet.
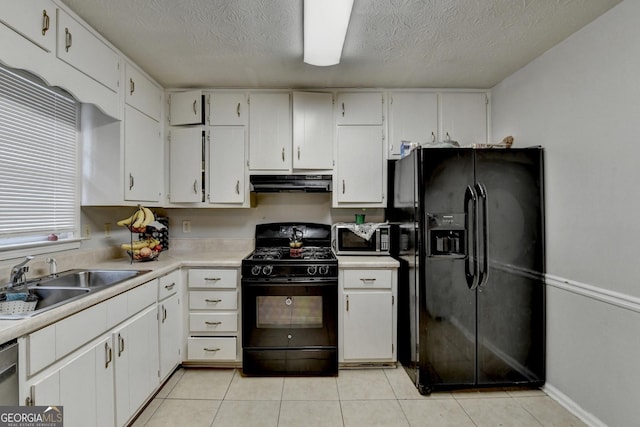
[182,220,191,233]
[84,225,91,238]
[104,223,112,237]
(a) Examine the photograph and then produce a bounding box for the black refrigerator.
[388,147,545,394]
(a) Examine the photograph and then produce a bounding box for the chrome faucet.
[9,255,34,288]
[46,257,58,278]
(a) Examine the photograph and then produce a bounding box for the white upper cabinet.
[124,105,162,202]
[336,92,383,125]
[209,126,247,205]
[125,63,162,121]
[0,0,56,52]
[209,92,247,126]
[388,92,438,156]
[292,91,334,170]
[56,9,120,93]
[168,127,203,203]
[169,90,204,126]
[249,92,292,171]
[439,92,488,146]
[335,126,385,205]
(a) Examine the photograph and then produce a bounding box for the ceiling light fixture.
[303,0,354,67]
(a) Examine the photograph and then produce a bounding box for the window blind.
[0,66,78,242]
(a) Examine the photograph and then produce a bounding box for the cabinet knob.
[42,10,50,36]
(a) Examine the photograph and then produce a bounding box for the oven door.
[242,279,337,375]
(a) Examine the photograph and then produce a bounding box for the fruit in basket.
[139,247,153,258]
[116,205,155,229]
[121,238,160,251]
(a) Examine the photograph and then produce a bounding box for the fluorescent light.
[304,0,354,66]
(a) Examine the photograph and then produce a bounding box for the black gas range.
[241,223,338,376]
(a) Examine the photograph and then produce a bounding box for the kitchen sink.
[0,269,150,320]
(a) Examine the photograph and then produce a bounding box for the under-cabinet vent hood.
[250,175,332,193]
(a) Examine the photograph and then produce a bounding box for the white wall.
[491,1,640,425]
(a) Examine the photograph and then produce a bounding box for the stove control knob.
[318,265,329,276]
[307,266,318,276]
[251,265,262,276]
[262,265,273,276]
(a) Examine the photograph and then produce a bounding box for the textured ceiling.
[61,0,622,89]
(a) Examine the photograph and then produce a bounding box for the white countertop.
[0,250,398,343]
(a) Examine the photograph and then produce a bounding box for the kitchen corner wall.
[491,1,640,425]
[81,194,384,249]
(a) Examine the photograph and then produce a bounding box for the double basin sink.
[0,269,150,320]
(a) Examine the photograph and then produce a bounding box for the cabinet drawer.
[188,269,238,289]
[189,290,237,310]
[55,302,108,360]
[159,270,180,300]
[343,269,392,289]
[188,337,236,361]
[127,279,157,315]
[189,313,237,332]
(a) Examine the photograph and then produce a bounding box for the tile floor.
[131,367,587,427]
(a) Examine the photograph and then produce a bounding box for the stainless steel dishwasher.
[0,339,18,405]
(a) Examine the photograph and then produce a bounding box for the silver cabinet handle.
[192,99,197,115]
[341,102,345,117]
[205,298,222,303]
[129,78,135,95]
[129,173,134,190]
[118,333,125,357]
[342,180,345,194]
[281,147,285,162]
[360,278,377,283]
[346,295,349,311]
[205,321,222,326]
[235,180,240,194]
[42,10,50,36]
[204,277,221,281]
[236,103,241,117]
[105,342,112,369]
[164,283,175,290]
[297,146,300,160]
[64,27,72,52]
[204,348,221,352]
[445,132,451,141]
[431,131,436,142]
[193,179,198,194]
[162,304,167,322]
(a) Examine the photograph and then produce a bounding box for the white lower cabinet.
[114,306,159,427]
[339,267,398,363]
[186,268,241,363]
[19,276,176,427]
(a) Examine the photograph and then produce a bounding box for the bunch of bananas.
[120,238,161,251]
[116,205,155,232]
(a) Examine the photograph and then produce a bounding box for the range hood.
[250,175,332,193]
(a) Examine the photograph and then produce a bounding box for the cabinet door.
[336,126,384,204]
[56,9,120,93]
[209,126,246,204]
[293,92,334,170]
[209,92,247,125]
[159,293,181,380]
[169,90,203,125]
[343,291,393,360]
[30,370,60,407]
[249,93,292,171]
[59,337,114,427]
[169,127,203,203]
[0,0,56,52]
[114,307,159,427]
[125,63,162,121]
[336,92,383,125]
[124,105,162,202]
[440,92,487,145]
[389,92,438,156]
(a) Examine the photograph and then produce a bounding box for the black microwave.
[332,224,397,256]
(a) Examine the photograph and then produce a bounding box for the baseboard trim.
[543,383,607,427]
[545,273,640,313]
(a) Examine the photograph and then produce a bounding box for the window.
[0,65,80,255]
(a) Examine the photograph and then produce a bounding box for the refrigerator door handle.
[476,183,490,288]
[464,185,479,290]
